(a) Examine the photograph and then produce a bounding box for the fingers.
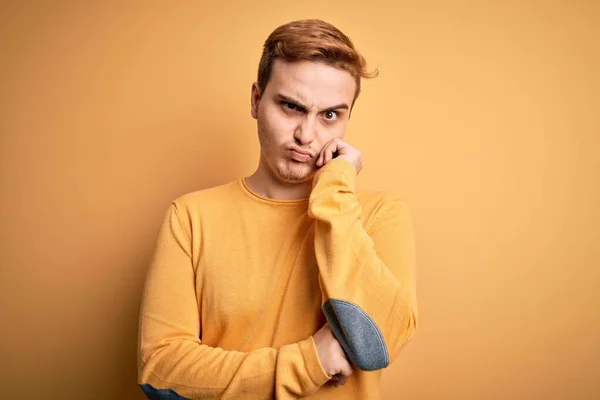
[316,142,329,167]
[330,341,353,388]
[324,144,336,165]
[330,359,353,387]
[331,373,348,387]
[315,319,355,389]
[317,139,339,167]
[339,358,353,379]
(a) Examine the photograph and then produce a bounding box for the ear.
[250,82,261,119]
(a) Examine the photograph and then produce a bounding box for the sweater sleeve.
[308,158,418,371]
[137,203,331,400]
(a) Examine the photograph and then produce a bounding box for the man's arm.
[137,203,332,399]
[308,155,418,371]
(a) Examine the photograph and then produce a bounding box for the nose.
[293,115,316,146]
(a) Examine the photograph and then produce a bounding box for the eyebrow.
[276,94,349,113]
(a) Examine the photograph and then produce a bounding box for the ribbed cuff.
[299,336,332,388]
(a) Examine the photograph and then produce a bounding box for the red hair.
[257,19,378,102]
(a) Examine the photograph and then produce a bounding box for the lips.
[288,148,312,162]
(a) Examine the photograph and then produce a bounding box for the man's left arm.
[308,155,418,372]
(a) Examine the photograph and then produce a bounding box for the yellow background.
[1,1,598,399]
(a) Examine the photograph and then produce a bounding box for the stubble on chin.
[274,160,315,184]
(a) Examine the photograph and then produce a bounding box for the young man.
[137,19,418,399]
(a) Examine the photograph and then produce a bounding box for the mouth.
[288,147,313,162]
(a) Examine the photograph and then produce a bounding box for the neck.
[245,159,313,201]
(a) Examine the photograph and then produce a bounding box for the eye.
[324,110,338,121]
[282,101,301,112]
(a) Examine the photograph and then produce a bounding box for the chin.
[274,160,315,184]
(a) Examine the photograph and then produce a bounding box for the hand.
[312,323,353,388]
[316,138,363,174]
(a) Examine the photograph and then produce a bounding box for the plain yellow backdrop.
[1,1,598,399]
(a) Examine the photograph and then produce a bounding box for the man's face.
[251,59,356,184]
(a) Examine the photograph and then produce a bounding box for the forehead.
[266,59,356,107]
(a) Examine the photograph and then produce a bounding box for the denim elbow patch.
[323,299,389,371]
[140,384,190,400]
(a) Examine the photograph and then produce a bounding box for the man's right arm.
[137,203,334,400]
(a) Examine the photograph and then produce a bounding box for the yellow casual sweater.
[137,158,418,399]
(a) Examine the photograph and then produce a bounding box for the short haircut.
[257,19,378,102]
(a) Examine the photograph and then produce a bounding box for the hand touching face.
[316,138,363,174]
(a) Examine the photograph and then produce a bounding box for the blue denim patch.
[323,298,389,371]
[140,383,190,400]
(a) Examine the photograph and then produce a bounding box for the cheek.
[259,107,296,141]
[317,123,346,144]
